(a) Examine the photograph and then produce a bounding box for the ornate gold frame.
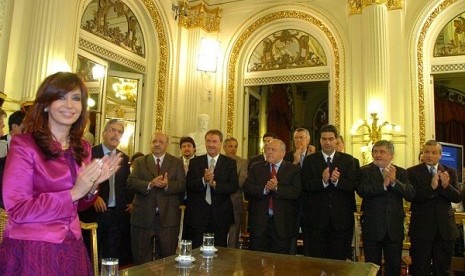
[142,0,169,132]
[414,0,458,148]
[226,11,342,137]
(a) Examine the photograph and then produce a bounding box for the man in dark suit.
[301,124,357,260]
[128,132,185,264]
[285,127,316,165]
[0,110,25,208]
[79,119,132,264]
[180,136,196,175]
[248,132,277,172]
[223,137,248,248]
[407,140,462,276]
[284,127,315,254]
[244,139,301,254]
[185,129,238,248]
[357,140,414,275]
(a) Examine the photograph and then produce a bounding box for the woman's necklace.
[61,138,70,150]
[53,134,70,151]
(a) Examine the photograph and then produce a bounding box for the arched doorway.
[225,8,344,157]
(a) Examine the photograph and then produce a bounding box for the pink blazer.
[2,133,94,244]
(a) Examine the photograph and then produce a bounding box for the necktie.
[430,166,437,176]
[326,156,331,168]
[184,159,189,174]
[300,153,305,167]
[206,158,215,205]
[156,158,161,175]
[107,152,116,207]
[269,164,277,214]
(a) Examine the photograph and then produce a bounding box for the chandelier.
[112,79,137,103]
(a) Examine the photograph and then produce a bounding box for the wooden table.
[121,247,379,275]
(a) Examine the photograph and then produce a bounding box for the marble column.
[361,3,389,117]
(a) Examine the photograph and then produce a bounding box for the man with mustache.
[79,119,132,264]
[128,132,185,264]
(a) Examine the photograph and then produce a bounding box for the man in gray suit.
[128,132,185,264]
[223,137,248,248]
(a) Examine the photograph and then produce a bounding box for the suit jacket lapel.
[95,145,104,158]
[370,163,384,183]
[161,154,172,173]
[146,155,158,177]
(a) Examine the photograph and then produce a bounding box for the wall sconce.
[351,113,401,164]
[197,38,220,72]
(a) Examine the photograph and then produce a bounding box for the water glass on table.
[101,258,118,276]
[202,233,215,249]
[179,240,193,260]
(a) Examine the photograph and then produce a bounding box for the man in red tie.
[244,139,301,254]
[128,132,186,264]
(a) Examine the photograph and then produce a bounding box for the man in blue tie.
[285,127,316,166]
[185,129,238,249]
[79,119,132,264]
[407,140,462,275]
[301,124,357,260]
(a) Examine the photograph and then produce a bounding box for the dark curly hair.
[21,72,89,165]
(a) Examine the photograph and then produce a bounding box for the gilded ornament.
[227,10,342,137]
[142,0,169,132]
[415,0,457,150]
[178,1,221,32]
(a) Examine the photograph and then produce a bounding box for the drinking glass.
[202,233,215,249]
[100,258,118,276]
[179,240,192,260]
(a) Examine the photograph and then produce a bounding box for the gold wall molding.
[142,0,169,132]
[81,0,145,57]
[227,10,342,137]
[79,38,146,73]
[244,73,330,86]
[431,63,465,73]
[349,0,402,15]
[178,1,221,32]
[0,0,6,39]
[415,0,458,150]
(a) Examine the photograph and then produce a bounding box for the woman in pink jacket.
[0,72,121,275]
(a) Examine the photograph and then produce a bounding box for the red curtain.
[435,97,465,148]
[267,84,292,149]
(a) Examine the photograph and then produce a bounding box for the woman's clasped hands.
[71,152,122,201]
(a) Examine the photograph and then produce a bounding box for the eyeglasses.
[108,127,124,135]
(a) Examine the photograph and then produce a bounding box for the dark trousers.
[304,223,353,260]
[250,216,291,254]
[131,215,179,265]
[97,208,122,260]
[363,235,402,276]
[410,234,455,276]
